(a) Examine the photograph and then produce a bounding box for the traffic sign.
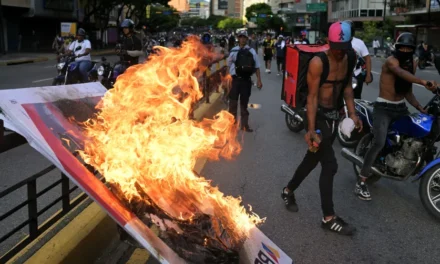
[306,3,327,12]
[258,14,267,18]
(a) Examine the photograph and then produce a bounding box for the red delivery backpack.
[281,44,356,109]
[281,44,329,108]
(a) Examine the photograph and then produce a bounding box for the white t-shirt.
[69,40,92,61]
[351,37,369,76]
[351,37,369,58]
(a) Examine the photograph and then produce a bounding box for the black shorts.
[276,56,285,65]
[264,54,273,61]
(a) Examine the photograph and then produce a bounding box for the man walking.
[373,38,380,57]
[281,21,360,235]
[248,33,258,54]
[262,34,274,73]
[227,30,263,132]
[275,35,286,76]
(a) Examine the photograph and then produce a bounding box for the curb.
[0,50,114,66]
[20,92,225,264]
[0,57,49,66]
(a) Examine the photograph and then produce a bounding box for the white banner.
[0,83,293,264]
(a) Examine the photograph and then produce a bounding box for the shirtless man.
[281,21,360,236]
[355,32,437,201]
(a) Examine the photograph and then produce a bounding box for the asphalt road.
[1,53,439,262]
[0,55,121,257]
[202,56,440,264]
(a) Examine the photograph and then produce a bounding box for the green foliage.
[245,3,272,20]
[206,15,227,29]
[180,17,208,27]
[146,5,180,32]
[217,18,244,30]
[244,3,284,31]
[356,19,396,43]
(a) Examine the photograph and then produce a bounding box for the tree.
[206,15,227,29]
[180,17,208,28]
[217,18,244,30]
[356,22,381,44]
[145,5,180,32]
[245,3,283,31]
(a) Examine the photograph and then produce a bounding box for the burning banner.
[0,39,293,263]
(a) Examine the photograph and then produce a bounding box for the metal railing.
[0,125,103,263]
[0,54,228,263]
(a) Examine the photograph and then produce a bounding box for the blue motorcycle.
[342,89,440,220]
[53,55,98,85]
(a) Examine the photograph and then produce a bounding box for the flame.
[79,37,264,244]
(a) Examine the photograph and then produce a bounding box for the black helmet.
[77,28,86,36]
[344,20,355,38]
[395,32,416,49]
[120,19,135,29]
[201,32,211,44]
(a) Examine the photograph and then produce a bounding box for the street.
[202,56,440,264]
[1,53,440,263]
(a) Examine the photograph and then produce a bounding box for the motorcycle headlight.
[352,77,358,89]
[98,66,105,76]
[57,62,65,70]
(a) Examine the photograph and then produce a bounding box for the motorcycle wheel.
[419,165,440,221]
[285,113,304,133]
[353,133,382,184]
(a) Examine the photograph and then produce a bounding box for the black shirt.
[122,35,142,64]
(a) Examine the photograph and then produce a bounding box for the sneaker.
[321,216,356,236]
[281,187,299,212]
[355,181,372,201]
[241,125,253,132]
[277,72,280,76]
[265,69,269,73]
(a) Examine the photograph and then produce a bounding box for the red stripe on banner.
[23,103,134,226]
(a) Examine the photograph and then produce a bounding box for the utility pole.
[428,0,432,25]
[0,0,5,54]
[382,0,388,47]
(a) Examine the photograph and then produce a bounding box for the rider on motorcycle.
[355,32,438,201]
[66,28,92,83]
[119,19,143,66]
[344,20,372,99]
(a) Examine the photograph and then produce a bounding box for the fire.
[78,37,264,244]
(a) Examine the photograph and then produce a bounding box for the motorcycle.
[281,77,360,134]
[341,86,440,220]
[53,55,98,85]
[97,45,130,89]
[416,46,436,70]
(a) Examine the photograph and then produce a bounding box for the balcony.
[329,8,385,22]
[2,0,31,8]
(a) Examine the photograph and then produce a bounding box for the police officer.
[227,30,263,132]
[119,19,143,66]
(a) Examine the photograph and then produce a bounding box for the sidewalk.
[0,49,114,66]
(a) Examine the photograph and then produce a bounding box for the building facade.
[327,0,386,22]
[228,0,244,18]
[188,0,210,18]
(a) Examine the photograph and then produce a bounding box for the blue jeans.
[77,60,92,83]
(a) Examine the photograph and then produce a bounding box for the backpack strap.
[342,49,356,88]
[315,52,330,88]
